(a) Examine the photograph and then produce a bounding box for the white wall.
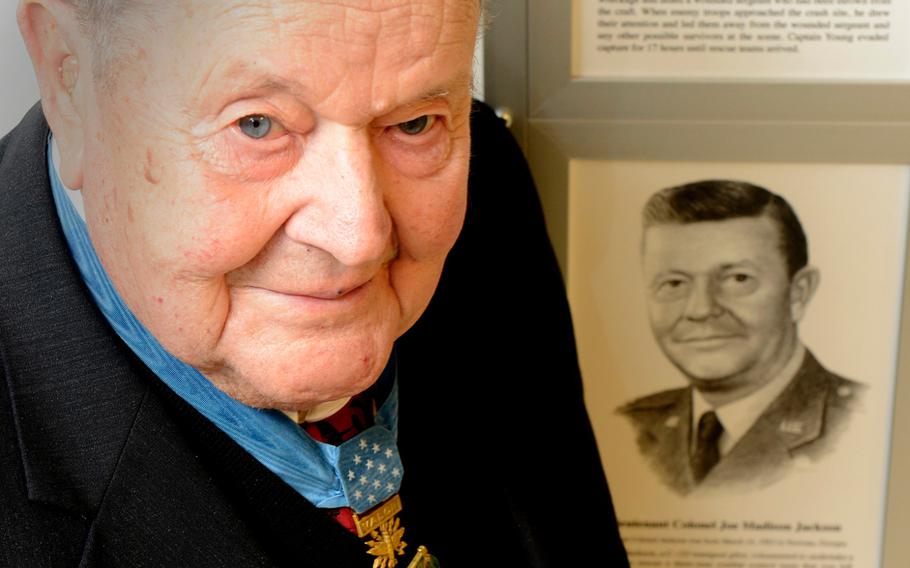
[1,4,40,136]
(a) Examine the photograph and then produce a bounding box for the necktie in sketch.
[691,410,724,482]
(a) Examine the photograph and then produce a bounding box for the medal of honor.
[352,494,439,568]
[339,428,439,567]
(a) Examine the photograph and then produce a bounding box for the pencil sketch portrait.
[619,180,865,495]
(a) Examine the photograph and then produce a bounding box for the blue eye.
[238,115,272,139]
[397,115,433,135]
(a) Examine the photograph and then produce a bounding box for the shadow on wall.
[1,4,40,136]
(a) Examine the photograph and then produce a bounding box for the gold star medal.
[339,428,439,567]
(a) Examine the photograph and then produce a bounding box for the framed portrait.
[569,160,908,567]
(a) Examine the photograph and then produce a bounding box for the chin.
[202,339,394,411]
[686,375,735,391]
[679,366,753,393]
[665,347,738,379]
[672,361,739,387]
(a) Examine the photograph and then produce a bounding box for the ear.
[789,265,820,323]
[18,0,87,189]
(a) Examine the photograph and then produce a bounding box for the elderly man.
[0,0,627,566]
[620,180,863,496]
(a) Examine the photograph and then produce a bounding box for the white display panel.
[573,0,910,80]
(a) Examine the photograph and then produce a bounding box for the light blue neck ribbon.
[47,139,401,513]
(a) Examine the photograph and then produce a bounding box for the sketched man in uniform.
[620,180,863,495]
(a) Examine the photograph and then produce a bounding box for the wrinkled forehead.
[121,0,480,40]
[104,0,479,115]
[195,0,472,38]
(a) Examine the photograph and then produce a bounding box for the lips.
[265,277,373,300]
[233,248,397,303]
[675,334,739,343]
[670,335,745,353]
[671,319,745,344]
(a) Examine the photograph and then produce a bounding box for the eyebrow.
[421,71,474,101]
[197,59,473,116]
[189,60,302,114]
[648,260,759,278]
[209,61,307,99]
[717,261,758,271]
[371,69,475,115]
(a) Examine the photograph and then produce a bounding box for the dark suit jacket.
[619,351,863,495]
[0,102,628,567]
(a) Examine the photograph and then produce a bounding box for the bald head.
[71,0,486,24]
[69,0,486,84]
[70,0,128,17]
[65,0,150,82]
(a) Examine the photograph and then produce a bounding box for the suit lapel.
[668,389,695,491]
[640,388,696,493]
[704,352,828,488]
[749,352,828,453]
[82,376,365,567]
[0,104,148,514]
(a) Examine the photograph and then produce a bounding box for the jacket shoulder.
[803,353,866,411]
[618,387,688,415]
[821,375,866,418]
[0,104,46,172]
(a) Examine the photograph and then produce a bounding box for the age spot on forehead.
[144,148,162,185]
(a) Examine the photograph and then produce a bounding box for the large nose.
[284,123,392,267]
[683,278,721,321]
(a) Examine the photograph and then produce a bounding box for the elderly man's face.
[642,216,801,392]
[66,0,477,409]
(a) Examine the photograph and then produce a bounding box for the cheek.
[728,291,788,329]
[176,222,277,279]
[752,307,792,340]
[648,301,683,334]
[389,177,467,259]
[164,174,280,274]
